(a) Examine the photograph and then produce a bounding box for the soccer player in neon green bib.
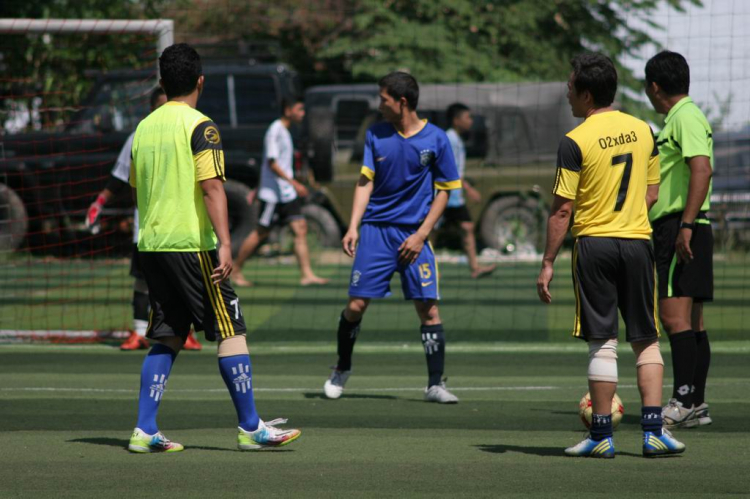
[127,43,300,452]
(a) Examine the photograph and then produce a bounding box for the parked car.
[709,129,750,248]
[0,62,343,255]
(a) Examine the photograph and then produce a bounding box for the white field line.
[0,384,646,394]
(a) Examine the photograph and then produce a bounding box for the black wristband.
[679,221,695,230]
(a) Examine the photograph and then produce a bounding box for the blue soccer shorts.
[348,223,439,300]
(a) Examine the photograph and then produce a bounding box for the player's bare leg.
[460,221,496,279]
[415,300,457,403]
[660,296,697,425]
[232,226,270,287]
[290,218,329,286]
[324,297,369,399]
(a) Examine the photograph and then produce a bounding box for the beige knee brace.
[218,335,248,357]
[631,340,664,367]
[588,339,618,383]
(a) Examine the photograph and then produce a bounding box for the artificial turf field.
[1,257,749,497]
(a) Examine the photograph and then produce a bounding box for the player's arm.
[398,189,450,264]
[342,174,374,257]
[538,136,580,304]
[268,158,308,197]
[193,120,232,283]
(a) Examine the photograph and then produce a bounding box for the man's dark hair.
[570,53,618,108]
[280,96,304,116]
[378,72,419,110]
[645,50,690,96]
[158,43,202,98]
[149,87,165,109]
[446,103,470,125]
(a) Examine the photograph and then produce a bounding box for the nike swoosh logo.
[421,281,433,287]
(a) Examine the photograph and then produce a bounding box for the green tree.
[0,0,173,130]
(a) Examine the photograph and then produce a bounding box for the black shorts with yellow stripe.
[138,250,246,342]
[571,237,659,343]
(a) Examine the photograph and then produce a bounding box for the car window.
[69,79,154,134]
[234,75,278,125]
[335,99,371,145]
[197,75,230,125]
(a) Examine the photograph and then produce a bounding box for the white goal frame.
[0,18,174,71]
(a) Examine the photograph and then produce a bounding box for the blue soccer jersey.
[360,121,461,226]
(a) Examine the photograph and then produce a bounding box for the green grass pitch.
[0,257,749,496]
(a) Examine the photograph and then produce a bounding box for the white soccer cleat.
[424,380,459,404]
[687,403,713,427]
[662,398,695,428]
[237,418,301,450]
[323,368,351,399]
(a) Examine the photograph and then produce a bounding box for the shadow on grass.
[303,392,398,400]
[476,444,643,458]
[68,438,293,453]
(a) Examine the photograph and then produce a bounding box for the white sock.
[134,319,148,337]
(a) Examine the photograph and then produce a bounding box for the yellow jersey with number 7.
[552,111,660,240]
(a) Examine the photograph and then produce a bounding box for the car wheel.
[479,196,547,254]
[0,183,28,252]
[224,180,257,258]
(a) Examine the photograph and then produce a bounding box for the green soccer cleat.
[237,418,301,450]
[128,428,184,453]
[643,428,686,457]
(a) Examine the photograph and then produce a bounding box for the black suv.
[0,62,320,255]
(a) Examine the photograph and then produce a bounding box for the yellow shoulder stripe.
[435,180,462,190]
[361,166,375,180]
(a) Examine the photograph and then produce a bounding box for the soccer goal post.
[0,18,173,69]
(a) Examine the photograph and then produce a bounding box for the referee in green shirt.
[645,50,714,430]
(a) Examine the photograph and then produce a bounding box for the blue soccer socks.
[641,406,663,436]
[421,324,445,388]
[135,343,178,435]
[590,413,613,441]
[218,354,260,432]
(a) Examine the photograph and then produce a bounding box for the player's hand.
[292,180,309,198]
[85,194,107,234]
[675,228,693,263]
[212,245,233,285]
[537,263,554,304]
[465,185,481,204]
[342,228,359,258]
[399,233,425,265]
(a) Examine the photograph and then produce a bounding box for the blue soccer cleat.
[643,428,686,457]
[564,435,615,458]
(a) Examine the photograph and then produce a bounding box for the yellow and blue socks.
[421,324,445,388]
[336,312,361,372]
[668,330,696,406]
[135,343,177,434]
[641,406,663,436]
[218,355,260,432]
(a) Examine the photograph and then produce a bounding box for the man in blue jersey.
[322,72,462,404]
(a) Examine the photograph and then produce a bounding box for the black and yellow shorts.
[138,250,246,342]
[572,237,659,343]
[652,212,714,302]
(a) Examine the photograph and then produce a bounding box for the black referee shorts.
[572,237,659,343]
[138,250,246,342]
[652,212,714,302]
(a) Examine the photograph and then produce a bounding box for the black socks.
[336,312,361,372]
[668,330,696,406]
[421,324,445,388]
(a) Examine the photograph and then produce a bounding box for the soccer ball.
[579,392,624,429]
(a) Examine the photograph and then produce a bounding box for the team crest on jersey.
[419,149,435,167]
[351,270,362,287]
[204,125,221,144]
